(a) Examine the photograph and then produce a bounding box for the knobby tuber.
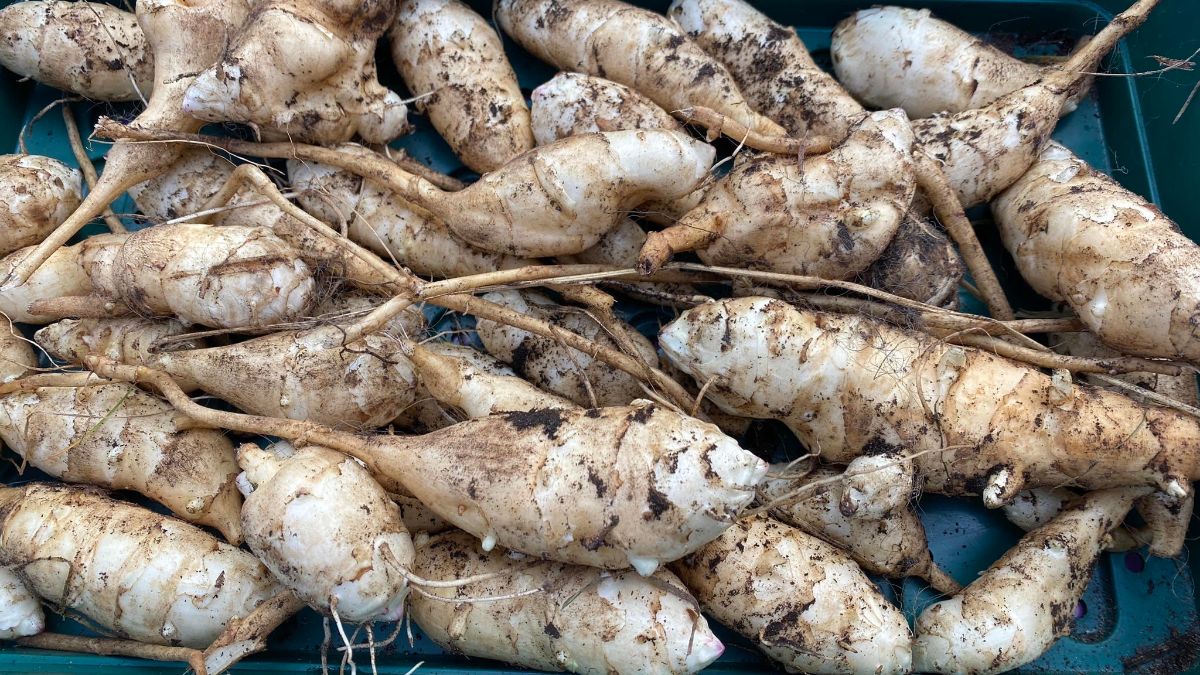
[237,443,413,623]
[760,466,960,594]
[673,515,913,674]
[831,5,1090,118]
[995,141,1200,365]
[411,529,724,674]
[639,109,915,277]
[183,0,409,144]
[660,297,1200,505]
[0,381,243,542]
[87,360,771,576]
[496,0,785,137]
[0,1,153,101]
[390,0,533,172]
[0,154,82,258]
[0,483,280,648]
[914,488,1146,674]
[475,289,660,408]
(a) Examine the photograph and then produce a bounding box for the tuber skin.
[760,466,960,594]
[1002,487,1143,553]
[659,0,967,303]
[155,326,417,431]
[413,129,714,257]
[37,316,420,430]
[0,483,280,648]
[59,224,317,330]
[408,340,578,419]
[640,109,915,277]
[1,0,255,290]
[529,72,705,224]
[390,0,533,172]
[496,0,785,138]
[0,243,94,324]
[673,514,913,674]
[391,492,451,534]
[35,317,204,391]
[0,381,243,543]
[475,289,660,408]
[183,0,409,144]
[127,148,234,223]
[0,2,153,101]
[1132,490,1194,558]
[995,142,1200,365]
[0,566,43,640]
[0,329,35,384]
[0,155,82,258]
[914,487,1147,674]
[392,341,537,431]
[1053,330,1200,408]
[236,443,413,623]
[531,72,682,144]
[840,452,916,519]
[379,402,767,573]
[910,0,1158,207]
[831,6,1089,118]
[410,529,724,674]
[83,363,770,577]
[660,297,1200,505]
[1050,329,1197,557]
[288,147,533,278]
[668,0,863,141]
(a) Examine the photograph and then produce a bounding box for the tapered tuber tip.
[921,561,963,596]
[686,632,725,672]
[637,233,672,276]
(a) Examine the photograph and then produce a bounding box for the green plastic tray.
[2,0,1199,672]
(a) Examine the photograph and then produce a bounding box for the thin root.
[673,106,833,156]
[16,633,206,675]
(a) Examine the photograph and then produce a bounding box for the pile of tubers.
[0,0,1193,673]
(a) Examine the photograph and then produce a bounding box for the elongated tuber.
[760,466,959,594]
[0,2,153,101]
[37,224,317,329]
[0,483,280,648]
[475,289,660,407]
[995,141,1200,365]
[289,147,532,278]
[831,6,1090,118]
[673,514,912,674]
[411,529,724,674]
[0,381,243,542]
[496,0,785,138]
[85,362,770,576]
[668,0,863,140]
[390,0,533,172]
[660,297,1200,505]
[914,487,1146,674]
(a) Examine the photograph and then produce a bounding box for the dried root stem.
[16,634,206,675]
